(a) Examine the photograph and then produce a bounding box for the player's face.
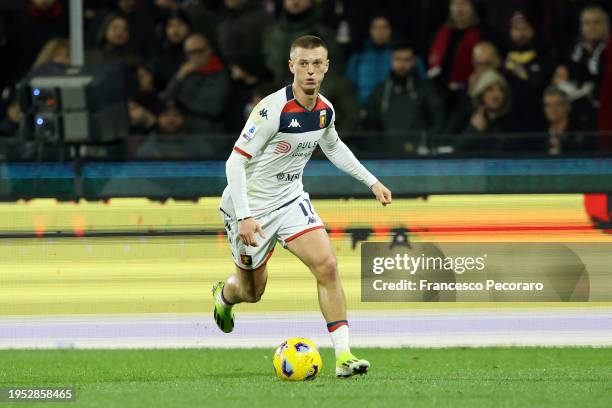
[289,46,329,95]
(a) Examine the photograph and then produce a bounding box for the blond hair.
[33,38,70,68]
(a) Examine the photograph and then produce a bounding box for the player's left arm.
[319,120,392,206]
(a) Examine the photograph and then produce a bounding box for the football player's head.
[288,35,329,95]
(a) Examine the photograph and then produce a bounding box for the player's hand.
[238,218,266,247]
[371,181,392,206]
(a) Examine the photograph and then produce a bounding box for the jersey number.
[298,199,314,217]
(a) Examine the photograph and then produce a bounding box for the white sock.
[329,324,350,358]
[216,287,233,308]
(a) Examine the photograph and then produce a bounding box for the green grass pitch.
[1,348,611,407]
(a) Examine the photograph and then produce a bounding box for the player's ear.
[288,59,295,74]
[324,59,330,74]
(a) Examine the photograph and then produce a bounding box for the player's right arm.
[226,99,279,246]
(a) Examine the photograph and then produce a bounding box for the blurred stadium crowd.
[0,0,611,158]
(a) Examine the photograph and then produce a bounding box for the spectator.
[0,16,9,94]
[569,6,609,91]
[346,14,393,106]
[428,0,481,111]
[445,41,502,134]
[162,33,229,133]
[224,62,273,132]
[151,11,191,89]
[469,41,502,91]
[0,90,20,137]
[114,0,157,59]
[131,65,159,112]
[86,13,142,71]
[137,101,187,158]
[262,0,343,84]
[128,100,158,134]
[457,69,518,153]
[249,82,280,115]
[217,0,272,80]
[6,0,69,84]
[503,10,550,130]
[137,100,217,159]
[128,64,161,134]
[319,71,360,132]
[575,5,612,150]
[559,5,611,133]
[364,41,445,150]
[543,86,593,155]
[32,37,70,68]
[0,16,9,125]
[156,100,188,135]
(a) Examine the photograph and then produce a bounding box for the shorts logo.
[241,124,257,141]
[240,254,253,266]
[274,140,292,154]
[319,110,326,128]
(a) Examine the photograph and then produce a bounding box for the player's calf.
[239,287,264,303]
[311,255,338,285]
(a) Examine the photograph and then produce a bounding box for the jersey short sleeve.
[232,99,280,159]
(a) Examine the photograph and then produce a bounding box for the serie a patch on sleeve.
[241,124,258,141]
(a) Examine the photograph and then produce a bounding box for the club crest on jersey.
[240,254,253,266]
[319,110,326,128]
[241,124,257,141]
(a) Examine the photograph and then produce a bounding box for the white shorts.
[220,192,325,270]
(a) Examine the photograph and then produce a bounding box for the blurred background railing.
[1,130,611,162]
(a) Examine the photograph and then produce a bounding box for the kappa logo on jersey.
[319,110,326,128]
[241,124,257,141]
[274,140,292,154]
[288,119,301,128]
[259,108,268,119]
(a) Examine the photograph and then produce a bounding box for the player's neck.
[292,83,319,111]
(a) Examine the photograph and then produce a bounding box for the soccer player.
[212,35,392,378]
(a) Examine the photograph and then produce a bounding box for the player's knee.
[313,255,338,284]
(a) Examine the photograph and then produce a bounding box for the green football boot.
[212,281,234,333]
[335,351,370,378]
